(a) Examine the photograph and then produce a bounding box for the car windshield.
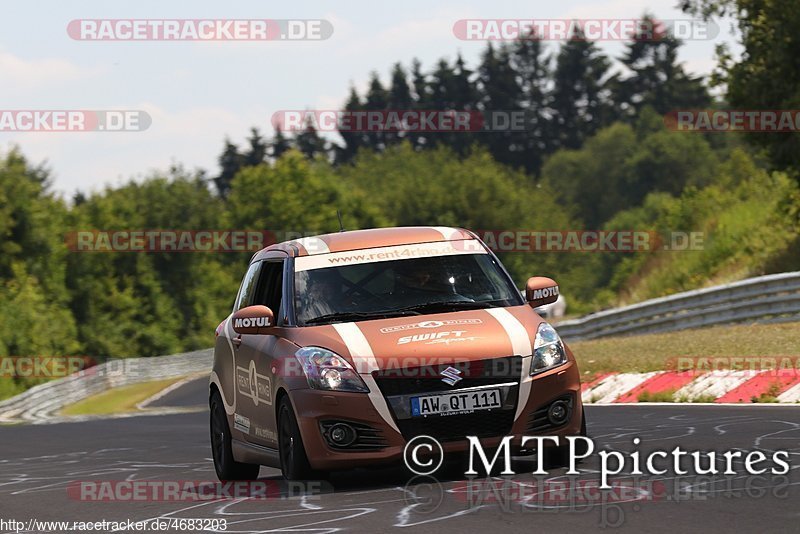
[294,253,523,325]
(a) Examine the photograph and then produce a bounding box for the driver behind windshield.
[299,270,351,320]
[392,261,457,301]
[295,255,518,325]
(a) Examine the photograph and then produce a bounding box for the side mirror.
[525,277,559,308]
[231,305,275,335]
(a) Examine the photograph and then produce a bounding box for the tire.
[277,396,317,480]
[210,389,260,481]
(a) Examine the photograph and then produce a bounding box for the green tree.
[682,0,800,173]
[363,72,390,152]
[295,120,328,160]
[214,140,244,198]
[476,44,526,169]
[270,126,292,161]
[243,128,268,167]
[68,170,233,357]
[610,15,710,118]
[551,29,612,150]
[0,150,78,358]
[227,150,387,234]
[541,113,719,227]
[386,63,415,147]
[335,88,365,164]
[511,31,552,173]
[541,123,637,227]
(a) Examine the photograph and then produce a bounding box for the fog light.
[547,400,570,425]
[328,423,356,447]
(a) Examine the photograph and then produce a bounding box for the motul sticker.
[531,286,559,299]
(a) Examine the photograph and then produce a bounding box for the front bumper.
[291,360,582,471]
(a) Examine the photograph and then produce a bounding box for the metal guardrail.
[0,349,212,423]
[556,271,800,341]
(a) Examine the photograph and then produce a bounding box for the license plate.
[410,389,502,417]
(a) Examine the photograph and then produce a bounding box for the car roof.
[252,226,477,260]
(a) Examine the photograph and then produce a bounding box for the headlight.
[530,322,568,375]
[294,347,369,392]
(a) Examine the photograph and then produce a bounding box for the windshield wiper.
[392,300,497,314]
[304,309,420,325]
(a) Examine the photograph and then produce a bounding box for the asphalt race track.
[0,378,798,533]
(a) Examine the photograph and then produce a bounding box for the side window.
[234,262,262,311]
[253,261,284,323]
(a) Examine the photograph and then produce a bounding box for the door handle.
[233,335,243,348]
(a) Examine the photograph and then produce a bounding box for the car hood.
[282,305,544,372]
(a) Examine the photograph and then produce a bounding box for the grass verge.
[570,321,800,379]
[60,377,186,416]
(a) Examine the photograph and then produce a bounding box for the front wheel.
[210,389,260,481]
[277,397,319,480]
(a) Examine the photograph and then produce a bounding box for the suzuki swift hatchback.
[210,226,584,480]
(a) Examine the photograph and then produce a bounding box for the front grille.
[526,394,574,433]
[396,410,516,442]
[319,420,389,451]
[372,356,521,397]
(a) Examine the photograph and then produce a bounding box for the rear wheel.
[277,396,317,480]
[210,389,260,481]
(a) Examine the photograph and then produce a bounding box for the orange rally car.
[209,226,585,480]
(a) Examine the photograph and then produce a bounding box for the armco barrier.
[556,271,800,341]
[0,349,211,423]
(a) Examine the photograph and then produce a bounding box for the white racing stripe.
[484,308,534,421]
[293,236,330,255]
[212,316,237,415]
[332,323,401,434]
[332,323,379,373]
[429,226,461,241]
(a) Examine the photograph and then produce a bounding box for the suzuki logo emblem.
[440,366,463,386]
